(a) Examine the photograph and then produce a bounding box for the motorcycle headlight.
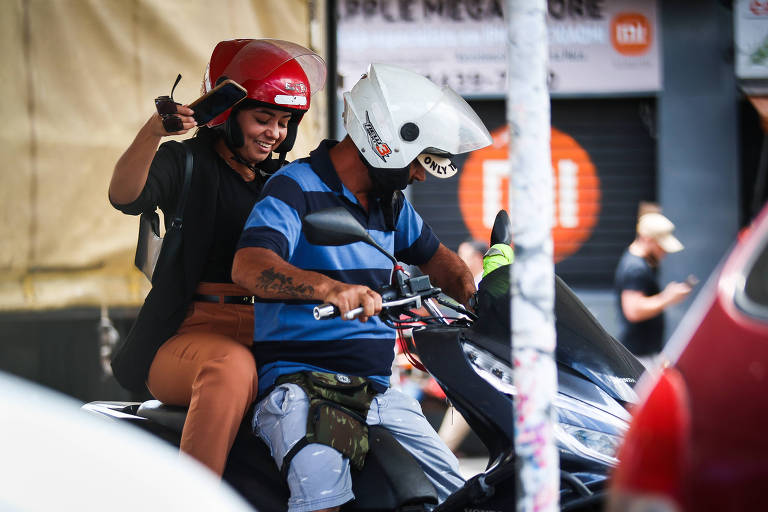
[554,393,628,466]
[461,342,516,395]
[557,424,622,464]
[461,341,627,467]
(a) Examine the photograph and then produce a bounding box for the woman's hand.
[150,105,197,137]
[109,105,197,205]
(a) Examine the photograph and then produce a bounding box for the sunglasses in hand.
[155,74,183,133]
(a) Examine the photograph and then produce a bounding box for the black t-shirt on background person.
[614,250,664,356]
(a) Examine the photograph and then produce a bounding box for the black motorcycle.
[83,208,644,511]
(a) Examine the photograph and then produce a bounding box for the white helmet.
[342,64,492,180]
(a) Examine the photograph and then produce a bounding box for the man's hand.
[662,281,692,306]
[325,282,382,323]
[621,281,692,323]
[420,243,476,308]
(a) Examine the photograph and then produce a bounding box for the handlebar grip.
[343,307,364,320]
[313,304,365,320]
[313,303,338,320]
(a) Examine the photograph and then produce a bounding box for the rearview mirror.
[302,207,397,265]
[490,210,512,247]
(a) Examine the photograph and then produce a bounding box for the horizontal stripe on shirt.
[237,140,440,395]
[254,338,395,393]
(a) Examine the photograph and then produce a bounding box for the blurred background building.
[1,0,765,409]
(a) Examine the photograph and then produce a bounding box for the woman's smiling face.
[234,106,292,164]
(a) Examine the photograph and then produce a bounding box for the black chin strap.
[226,141,286,181]
[228,149,258,173]
[358,149,410,198]
[259,153,287,175]
[355,150,409,231]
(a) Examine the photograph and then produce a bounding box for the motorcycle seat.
[348,425,438,510]
[134,401,438,511]
[137,400,187,433]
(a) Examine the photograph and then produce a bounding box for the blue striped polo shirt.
[237,140,440,396]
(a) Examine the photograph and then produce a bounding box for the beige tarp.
[0,0,327,310]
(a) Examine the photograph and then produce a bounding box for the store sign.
[458,126,601,262]
[735,0,768,79]
[337,0,660,96]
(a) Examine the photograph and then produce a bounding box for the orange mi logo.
[611,13,652,56]
[458,126,601,263]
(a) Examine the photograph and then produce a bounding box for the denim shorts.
[253,384,464,512]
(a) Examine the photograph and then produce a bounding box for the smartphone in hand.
[189,79,248,126]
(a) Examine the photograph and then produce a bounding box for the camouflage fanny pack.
[276,371,377,475]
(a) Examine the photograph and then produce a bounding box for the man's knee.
[285,444,351,511]
[253,384,311,465]
[254,385,353,510]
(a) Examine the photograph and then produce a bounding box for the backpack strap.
[170,145,194,229]
[135,144,194,282]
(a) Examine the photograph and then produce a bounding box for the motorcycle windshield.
[554,276,644,403]
[471,268,644,404]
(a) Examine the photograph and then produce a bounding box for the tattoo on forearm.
[256,267,315,298]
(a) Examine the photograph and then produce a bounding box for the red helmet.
[203,39,326,128]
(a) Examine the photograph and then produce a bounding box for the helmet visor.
[258,39,327,97]
[208,39,326,98]
[418,86,492,155]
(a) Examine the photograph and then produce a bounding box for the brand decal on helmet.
[423,155,456,176]
[363,111,392,162]
[274,95,308,106]
[417,153,458,179]
[284,81,307,94]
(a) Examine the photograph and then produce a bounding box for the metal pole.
[506,1,559,510]
[325,0,338,139]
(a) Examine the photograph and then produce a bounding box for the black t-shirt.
[202,169,263,282]
[613,250,664,355]
[114,131,264,284]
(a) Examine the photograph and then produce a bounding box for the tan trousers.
[147,282,257,476]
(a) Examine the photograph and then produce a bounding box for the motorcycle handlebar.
[313,295,429,321]
[313,303,339,320]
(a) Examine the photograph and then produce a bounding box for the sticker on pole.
[458,126,601,263]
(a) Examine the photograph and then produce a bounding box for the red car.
[608,203,768,511]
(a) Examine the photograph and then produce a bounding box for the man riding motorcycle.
[231,63,492,511]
